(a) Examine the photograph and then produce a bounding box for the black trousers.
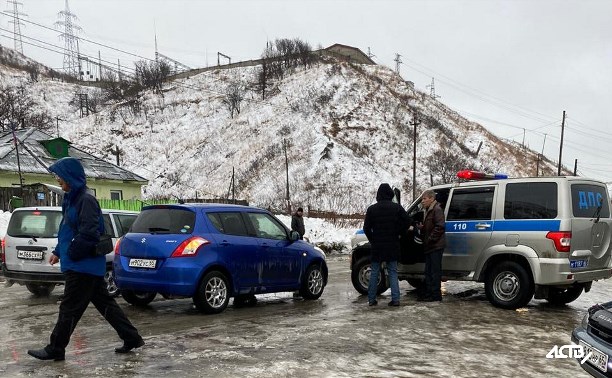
[424,248,443,300]
[46,271,141,355]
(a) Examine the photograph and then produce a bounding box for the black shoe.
[368,300,378,306]
[27,348,65,361]
[115,338,145,354]
[388,301,400,307]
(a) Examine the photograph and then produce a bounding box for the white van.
[1,207,138,296]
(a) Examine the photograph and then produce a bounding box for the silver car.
[1,206,138,296]
[351,174,612,309]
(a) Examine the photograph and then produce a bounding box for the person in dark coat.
[27,157,144,361]
[291,207,306,239]
[363,183,410,306]
[418,189,446,302]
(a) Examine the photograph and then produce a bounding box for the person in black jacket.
[27,157,144,361]
[291,207,306,239]
[417,189,446,302]
[363,183,410,306]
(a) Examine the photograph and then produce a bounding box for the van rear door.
[569,183,612,271]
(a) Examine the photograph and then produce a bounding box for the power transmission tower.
[426,77,440,100]
[6,0,26,54]
[394,53,402,74]
[367,47,376,59]
[55,0,81,78]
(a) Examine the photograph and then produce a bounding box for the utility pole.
[10,122,24,197]
[536,133,547,176]
[410,113,421,202]
[557,110,566,176]
[283,139,291,214]
[232,167,235,203]
[55,116,61,137]
[394,53,402,74]
[522,128,526,148]
[573,159,578,176]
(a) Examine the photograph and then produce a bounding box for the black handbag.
[94,234,114,256]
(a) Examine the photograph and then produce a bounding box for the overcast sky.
[2,0,611,183]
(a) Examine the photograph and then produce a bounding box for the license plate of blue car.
[129,258,156,269]
[580,340,608,372]
[570,259,588,269]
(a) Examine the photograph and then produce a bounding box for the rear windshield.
[571,184,611,218]
[130,208,195,234]
[7,210,63,238]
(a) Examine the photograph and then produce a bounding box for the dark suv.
[114,203,328,314]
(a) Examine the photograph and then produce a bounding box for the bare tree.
[223,82,245,118]
[134,60,171,93]
[427,147,477,185]
[0,84,53,131]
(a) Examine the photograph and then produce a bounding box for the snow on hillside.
[1,53,561,214]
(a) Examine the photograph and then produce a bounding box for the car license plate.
[580,340,609,372]
[17,250,44,260]
[570,259,588,269]
[128,258,156,269]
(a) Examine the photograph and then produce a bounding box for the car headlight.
[581,312,589,329]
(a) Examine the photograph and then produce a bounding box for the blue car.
[114,203,327,314]
[572,301,612,377]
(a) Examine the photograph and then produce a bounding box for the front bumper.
[572,326,612,378]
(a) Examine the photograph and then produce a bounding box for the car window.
[571,184,611,218]
[113,214,137,236]
[246,212,287,240]
[130,208,195,234]
[207,212,249,236]
[447,187,495,221]
[6,210,63,238]
[504,182,557,219]
[103,214,114,236]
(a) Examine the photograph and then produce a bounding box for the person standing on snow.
[27,157,144,361]
[291,207,306,239]
[363,183,410,307]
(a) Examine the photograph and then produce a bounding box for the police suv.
[350,171,612,309]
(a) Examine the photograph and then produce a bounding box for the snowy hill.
[0,50,562,213]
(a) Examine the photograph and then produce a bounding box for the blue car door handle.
[261,243,269,248]
[220,240,231,246]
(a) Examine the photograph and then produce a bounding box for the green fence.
[97,198,248,212]
[98,199,179,211]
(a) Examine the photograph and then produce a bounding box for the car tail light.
[546,231,571,253]
[114,237,122,255]
[171,237,210,257]
[1,237,5,263]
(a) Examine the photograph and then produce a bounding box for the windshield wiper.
[12,234,38,242]
[593,202,603,223]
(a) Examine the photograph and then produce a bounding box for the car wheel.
[104,270,120,297]
[485,261,534,309]
[299,264,325,299]
[233,294,257,308]
[546,285,584,306]
[121,290,157,306]
[351,257,388,296]
[193,271,230,314]
[25,283,55,297]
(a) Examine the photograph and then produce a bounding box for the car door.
[245,212,302,288]
[445,185,496,272]
[569,183,612,271]
[206,211,260,292]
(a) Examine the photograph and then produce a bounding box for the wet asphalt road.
[0,256,602,377]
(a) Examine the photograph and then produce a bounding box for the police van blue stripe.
[446,219,561,233]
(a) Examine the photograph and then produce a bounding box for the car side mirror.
[289,230,301,242]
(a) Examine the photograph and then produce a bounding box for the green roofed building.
[0,128,148,210]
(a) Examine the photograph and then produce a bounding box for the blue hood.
[48,157,86,193]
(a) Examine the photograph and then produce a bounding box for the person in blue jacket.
[27,157,144,361]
